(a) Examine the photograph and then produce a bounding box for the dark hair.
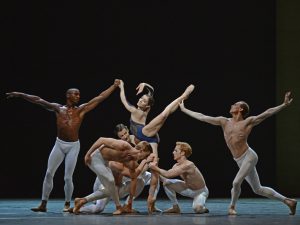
[66,88,79,95]
[140,141,153,154]
[114,124,129,137]
[240,101,250,118]
[146,94,155,107]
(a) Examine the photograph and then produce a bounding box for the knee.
[163,179,172,186]
[107,177,115,186]
[252,186,263,195]
[45,170,54,180]
[232,180,241,190]
[64,176,73,184]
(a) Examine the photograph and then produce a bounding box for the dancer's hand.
[6,92,21,99]
[284,91,293,106]
[114,79,121,87]
[179,100,185,111]
[84,155,92,166]
[136,83,146,95]
[118,80,124,88]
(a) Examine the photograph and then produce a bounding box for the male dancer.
[150,142,209,214]
[74,137,153,215]
[6,79,120,212]
[180,91,297,215]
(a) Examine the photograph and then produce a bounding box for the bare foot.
[163,204,181,214]
[194,205,209,214]
[122,204,139,214]
[73,198,86,215]
[284,198,297,215]
[113,205,124,215]
[181,84,195,100]
[62,201,70,212]
[31,205,47,212]
[67,207,74,213]
[31,200,47,212]
[228,205,237,215]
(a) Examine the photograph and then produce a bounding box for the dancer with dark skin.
[180,91,297,215]
[6,79,120,212]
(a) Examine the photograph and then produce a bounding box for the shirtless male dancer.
[6,79,120,212]
[150,142,209,214]
[71,156,153,214]
[180,91,297,215]
[74,137,153,215]
[72,124,153,214]
[118,80,194,213]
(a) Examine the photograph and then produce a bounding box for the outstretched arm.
[79,79,120,115]
[118,80,137,113]
[180,101,226,126]
[6,92,60,113]
[247,91,293,126]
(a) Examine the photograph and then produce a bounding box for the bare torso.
[222,118,253,158]
[56,106,84,141]
[99,145,139,163]
[175,161,206,190]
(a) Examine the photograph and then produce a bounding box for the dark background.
[2,1,295,199]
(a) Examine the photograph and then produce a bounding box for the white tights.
[42,138,80,202]
[163,178,209,213]
[230,148,286,206]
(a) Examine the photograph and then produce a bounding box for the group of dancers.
[6,79,297,215]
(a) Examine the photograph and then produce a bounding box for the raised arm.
[118,80,137,113]
[79,79,120,115]
[180,101,226,126]
[136,82,154,96]
[247,91,293,127]
[6,92,60,113]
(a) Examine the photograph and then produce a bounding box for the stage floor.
[0,198,299,225]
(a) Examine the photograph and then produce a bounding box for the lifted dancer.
[118,80,194,213]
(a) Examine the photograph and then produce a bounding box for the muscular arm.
[84,137,131,165]
[89,137,131,154]
[247,91,293,127]
[150,163,185,178]
[119,80,137,113]
[79,79,120,115]
[180,101,226,126]
[6,92,60,113]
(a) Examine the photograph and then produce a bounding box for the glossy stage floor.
[0,198,299,225]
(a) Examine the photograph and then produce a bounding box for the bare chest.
[57,108,82,127]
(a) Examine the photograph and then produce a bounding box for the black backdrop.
[1,1,277,199]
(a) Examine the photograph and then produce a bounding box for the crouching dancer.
[74,137,152,215]
[150,142,209,214]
